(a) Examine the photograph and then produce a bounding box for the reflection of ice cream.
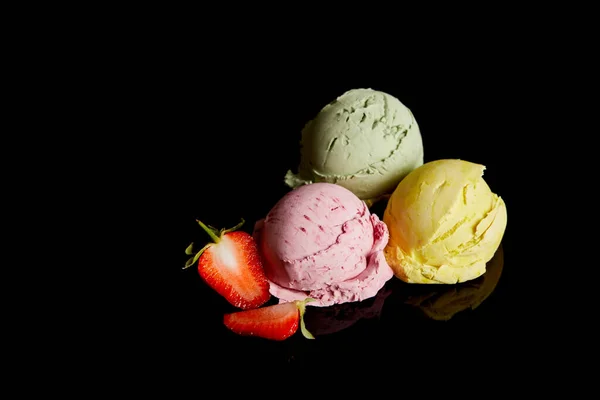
[384,159,507,284]
[404,244,504,321]
[285,88,424,201]
[253,182,393,307]
[304,287,392,336]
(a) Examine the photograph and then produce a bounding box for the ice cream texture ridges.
[285,88,424,201]
[254,182,393,307]
[383,159,507,284]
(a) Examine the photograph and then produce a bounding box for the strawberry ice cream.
[253,182,393,307]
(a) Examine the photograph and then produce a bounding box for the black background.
[152,73,534,361]
[114,48,572,384]
[13,11,591,393]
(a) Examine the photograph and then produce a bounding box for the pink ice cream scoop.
[253,182,393,307]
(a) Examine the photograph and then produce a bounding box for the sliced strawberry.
[223,299,315,341]
[184,219,270,310]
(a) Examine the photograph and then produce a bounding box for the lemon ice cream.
[383,159,507,284]
[285,88,424,201]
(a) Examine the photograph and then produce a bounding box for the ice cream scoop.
[285,88,424,202]
[253,182,393,307]
[403,244,504,320]
[383,159,507,284]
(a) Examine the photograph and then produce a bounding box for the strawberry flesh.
[223,301,299,341]
[199,230,270,310]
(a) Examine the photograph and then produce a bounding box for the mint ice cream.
[285,88,424,201]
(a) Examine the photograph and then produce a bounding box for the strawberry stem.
[197,219,221,243]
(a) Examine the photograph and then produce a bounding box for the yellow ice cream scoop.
[383,159,507,284]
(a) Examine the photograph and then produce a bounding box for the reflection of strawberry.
[184,219,270,310]
[224,299,315,341]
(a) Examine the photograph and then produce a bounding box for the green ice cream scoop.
[285,88,424,201]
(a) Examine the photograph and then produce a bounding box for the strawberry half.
[223,299,315,341]
[184,219,270,310]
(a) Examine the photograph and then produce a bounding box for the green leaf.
[207,224,220,233]
[182,243,212,269]
[300,316,315,340]
[298,298,315,339]
[196,220,221,243]
[184,256,196,269]
[221,218,245,235]
[185,242,194,255]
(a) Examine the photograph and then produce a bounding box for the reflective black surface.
[148,73,555,373]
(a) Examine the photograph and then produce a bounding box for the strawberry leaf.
[207,224,219,233]
[182,243,212,269]
[185,242,194,255]
[184,256,196,269]
[297,298,315,339]
[221,218,245,235]
[196,220,221,243]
